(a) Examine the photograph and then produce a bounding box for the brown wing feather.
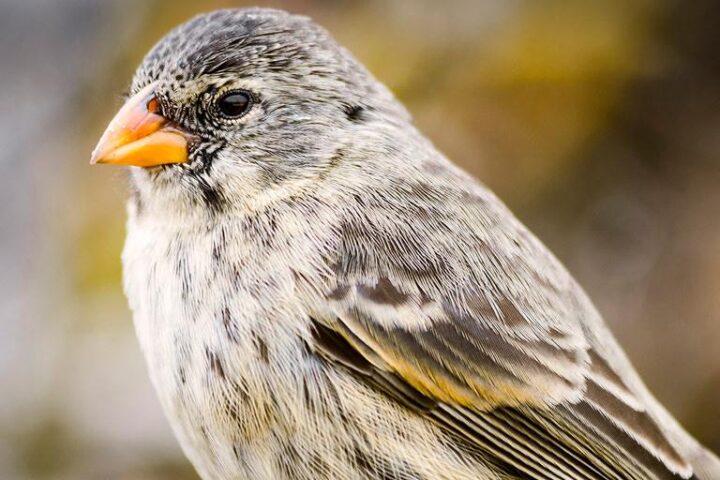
[329,282,589,411]
[312,279,693,480]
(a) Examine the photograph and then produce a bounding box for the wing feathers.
[311,311,695,479]
[310,280,696,480]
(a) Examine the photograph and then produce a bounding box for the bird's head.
[92,8,409,218]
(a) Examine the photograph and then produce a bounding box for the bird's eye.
[216,90,252,119]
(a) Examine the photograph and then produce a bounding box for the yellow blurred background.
[0,0,718,478]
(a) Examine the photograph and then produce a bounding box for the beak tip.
[90,143,115,165]
[89,150,102,165]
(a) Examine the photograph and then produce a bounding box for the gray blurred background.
[1,0,718,478]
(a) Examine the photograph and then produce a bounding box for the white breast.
[122,209,316,478]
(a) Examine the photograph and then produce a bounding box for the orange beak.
[90,82,194,167]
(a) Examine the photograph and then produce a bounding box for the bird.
[90,7,720,480]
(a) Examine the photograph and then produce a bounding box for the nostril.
[147,96,160,114]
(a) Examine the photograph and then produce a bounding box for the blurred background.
[1,0,718,478]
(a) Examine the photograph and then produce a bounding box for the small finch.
[91,8,719,480]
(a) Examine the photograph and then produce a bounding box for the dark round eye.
[216,90,252,118]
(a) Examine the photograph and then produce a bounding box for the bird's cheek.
[90,81,197,167]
